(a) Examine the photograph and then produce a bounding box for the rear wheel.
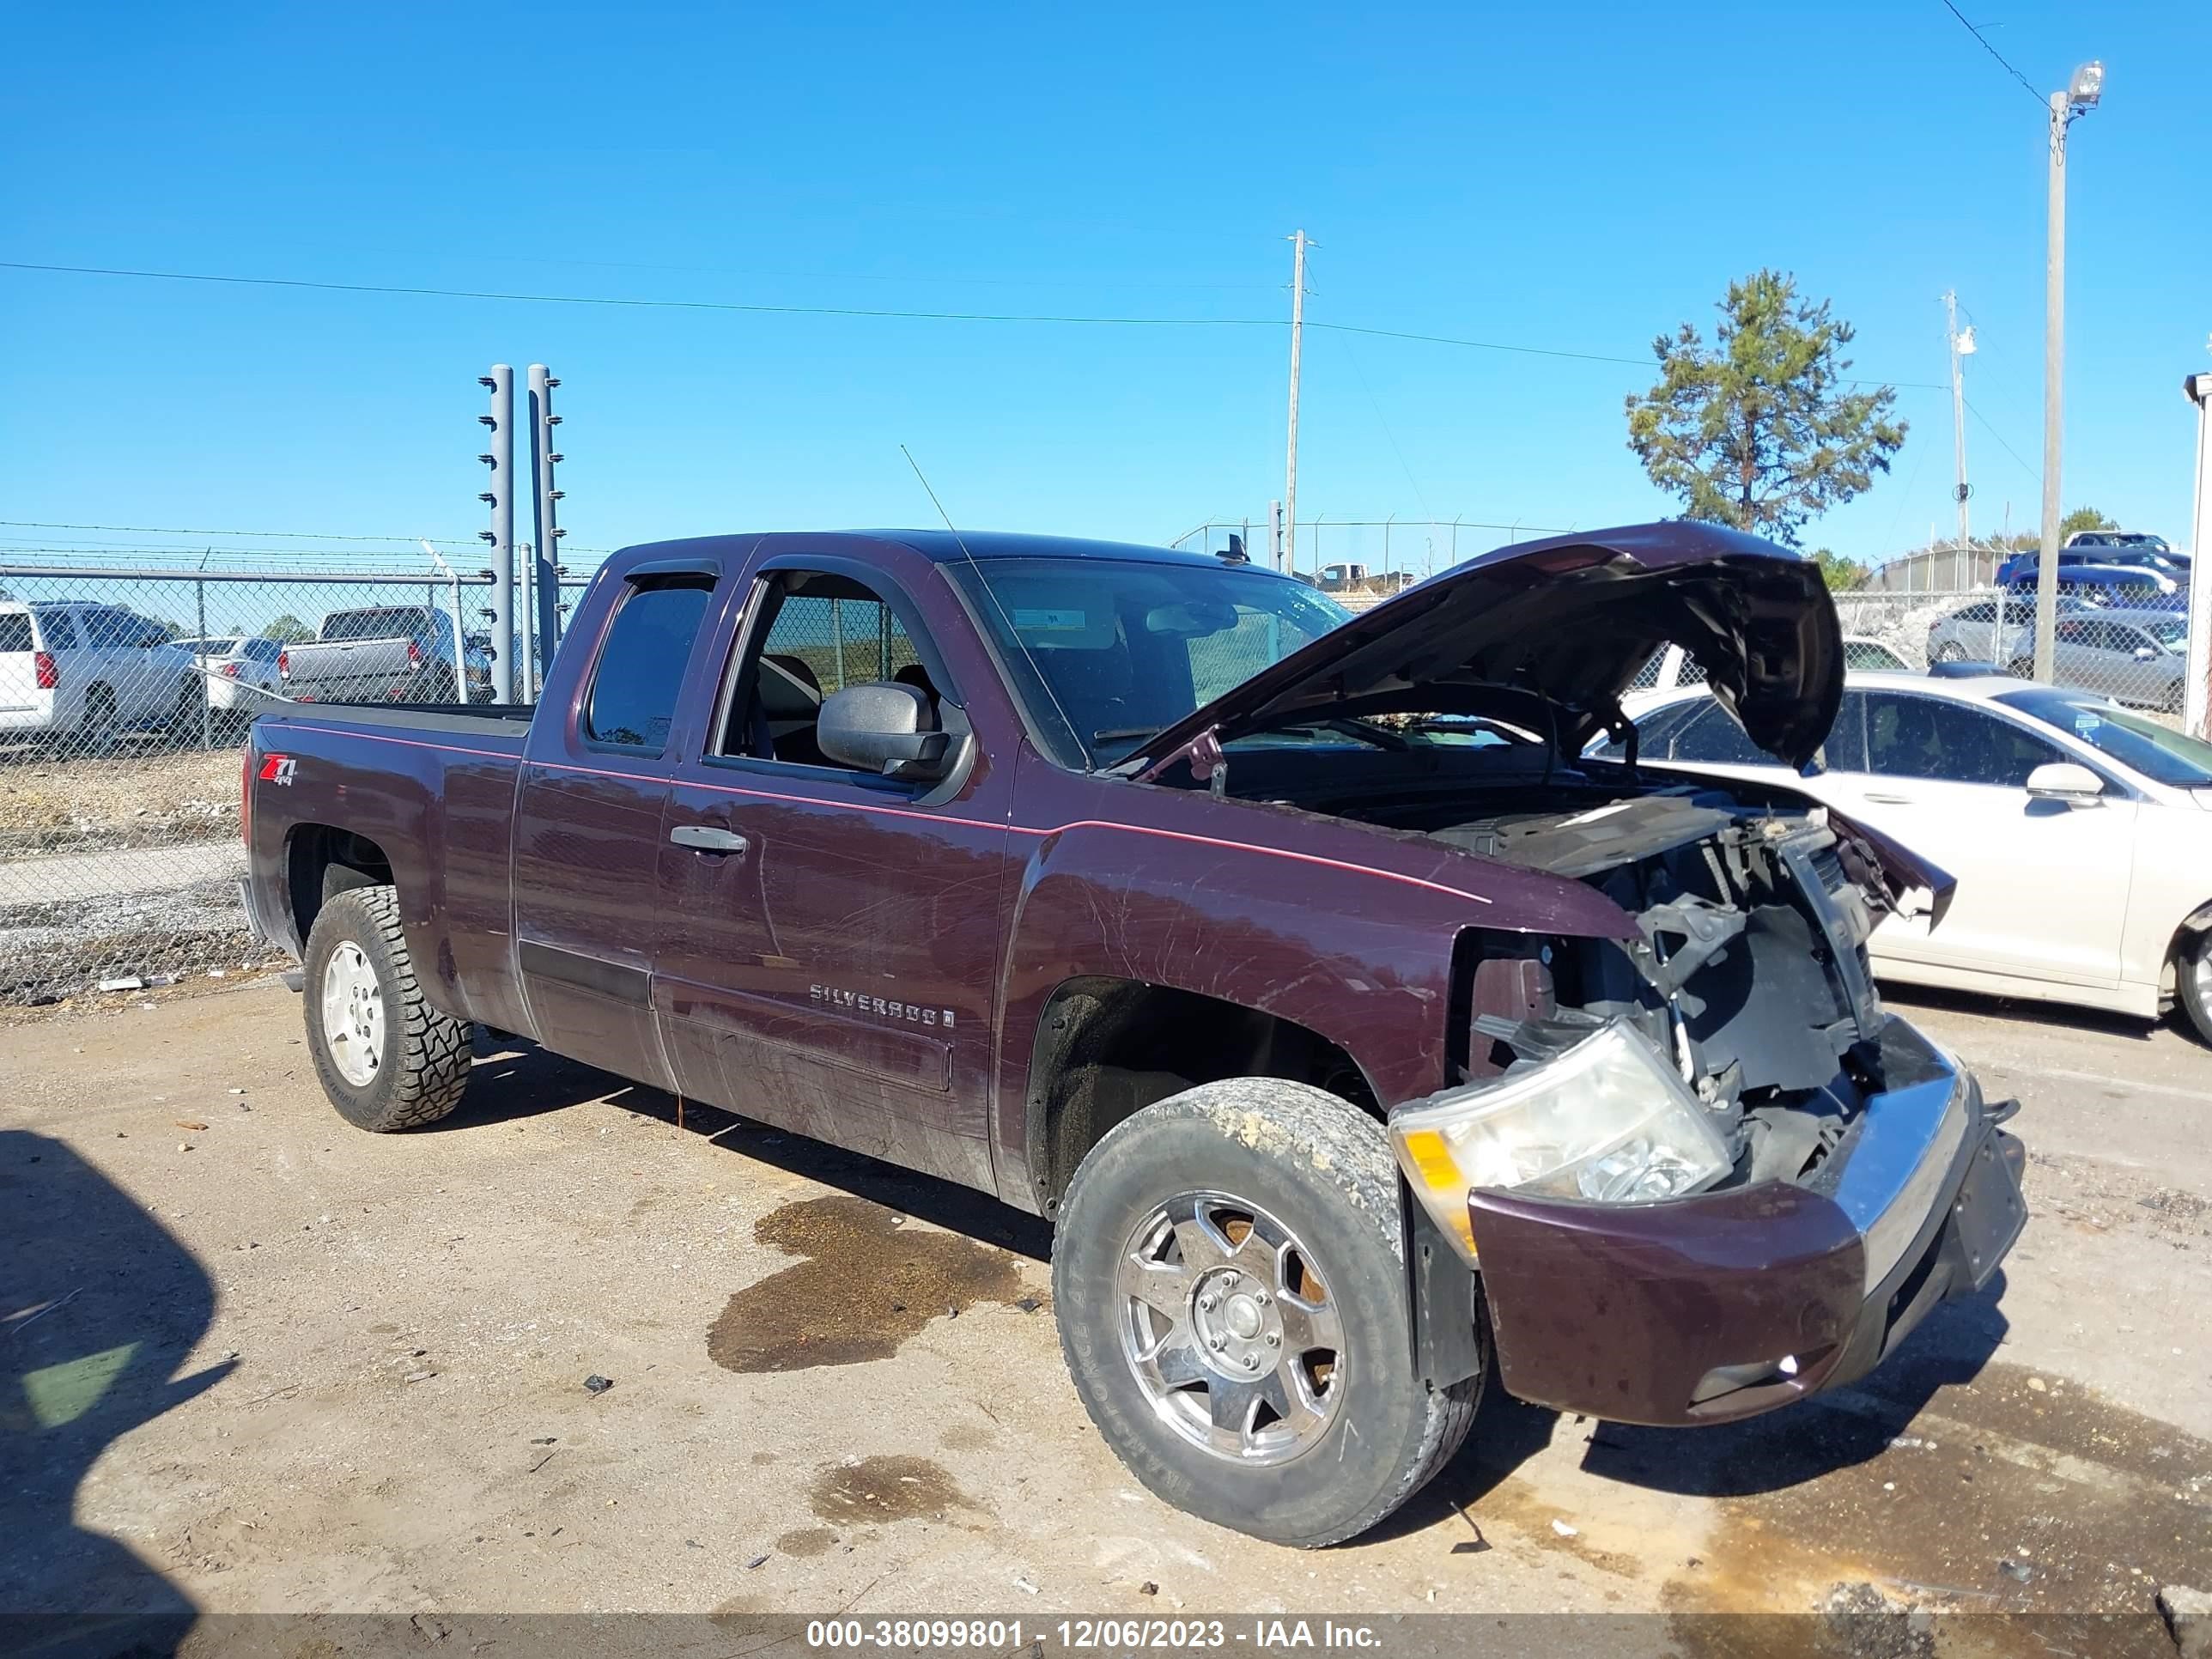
[2176,933,2212,1048]
[167,679,202,741]
[1052,1079,1480,1547]
[302,884,473,1131]
[1933,641,1965,663]
[2007,657,2035,680]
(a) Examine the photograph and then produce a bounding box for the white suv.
[0,601,203,749]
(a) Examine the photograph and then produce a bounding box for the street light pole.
[2034,63,2102,683]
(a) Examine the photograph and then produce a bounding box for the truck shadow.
[1376,1281,2009,1543]
[441,1036,1054,1259]
[1,1128,234,1650]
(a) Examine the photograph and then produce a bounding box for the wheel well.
[287,823,395,949]
[1025,977,1381,1212]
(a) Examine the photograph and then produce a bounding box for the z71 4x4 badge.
[257,754,297,786]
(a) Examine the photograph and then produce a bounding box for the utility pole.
[527,364,565,672]
[1944,290,1972,555]
[2035,62,2104,682]
[2184,372,2212,738]
[1283,231,1312,580]
[478,365,515,701]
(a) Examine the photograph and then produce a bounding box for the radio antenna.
[898,445,1089,769]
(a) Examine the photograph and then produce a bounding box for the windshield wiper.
[1093,726,1160,744]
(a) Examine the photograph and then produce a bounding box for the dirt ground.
[3,979,2209,1652]
[0,744,240,854]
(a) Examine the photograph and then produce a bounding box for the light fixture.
[2068,59,2104,111]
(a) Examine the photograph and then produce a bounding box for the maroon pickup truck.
[240,521,2026,1547]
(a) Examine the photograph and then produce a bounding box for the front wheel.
[302,884,474,1131]
[2176,933,2212,1048]
[1051,1079,1480,1547]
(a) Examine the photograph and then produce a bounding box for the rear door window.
[1864,693,2060,787]
[582,578,716,752]
[37,611,79,648]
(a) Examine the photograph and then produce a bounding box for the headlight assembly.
[1391,1018,1733,1263]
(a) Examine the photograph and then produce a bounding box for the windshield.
[946,557,1353,767]
[1999,687,2212,786]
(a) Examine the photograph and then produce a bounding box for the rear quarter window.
[582,579,716,750]
[0,615,33,653]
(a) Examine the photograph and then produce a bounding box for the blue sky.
[2,1,2207,581]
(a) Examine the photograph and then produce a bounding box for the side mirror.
[817,682,952,781]
[2026,761,2105,805]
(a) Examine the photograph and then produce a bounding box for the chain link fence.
[1629,584,2196,720]
[0,552,588,1006]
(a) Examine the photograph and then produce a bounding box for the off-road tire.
[1052,1079,1480,1547]
[302,884,473,1132]
[2176,933,2212,1048]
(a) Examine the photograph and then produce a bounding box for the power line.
[1,258,1946,388]
[0,259,1284,330]
[1935,0,2046,106]
[1962,395,2042,483]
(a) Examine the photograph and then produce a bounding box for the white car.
[1591,671,2212,1042]
[173,635,286,726]
[0,601,202,749]
[1626,635,1909,715]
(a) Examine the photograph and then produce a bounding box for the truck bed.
[247,701,533,1031]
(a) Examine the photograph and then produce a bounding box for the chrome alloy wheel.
[1115,1190,1346,1466]
[320,940,386,1086]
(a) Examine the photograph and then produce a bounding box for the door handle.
[1862,793,1916,805]
[669,823,750,855]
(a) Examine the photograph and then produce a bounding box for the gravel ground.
[2,981,2207,1654]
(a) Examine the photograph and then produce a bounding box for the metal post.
[1283,230,1311,580]
[1268,501,1284,572]
[196,549,211,750]
[527,364,564,663]
[2184,374,2212,738]
[479,366,516,700]
[2033,100,2066,680]
[517,543,535,702]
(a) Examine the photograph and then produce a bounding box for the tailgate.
[286,636,414,694]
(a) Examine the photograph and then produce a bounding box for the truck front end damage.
[1389,791,2027,1425]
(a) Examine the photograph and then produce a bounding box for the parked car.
[0,600,201,750]
[1627,634,1907,714]
[279,605,471,704]
[1594,671,2212,1040]
[2062,530,2185,571]
[2002,562,2182,610]
[2051,608,2188,711]
[241,520,2022,1547]
[1926,593,2089,667]
[173,635,286,728]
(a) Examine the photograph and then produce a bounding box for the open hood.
[1131,521,1844,773]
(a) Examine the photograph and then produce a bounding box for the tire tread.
[306,885,472,1131]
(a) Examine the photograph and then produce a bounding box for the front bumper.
[1460,1021,2025,1426]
